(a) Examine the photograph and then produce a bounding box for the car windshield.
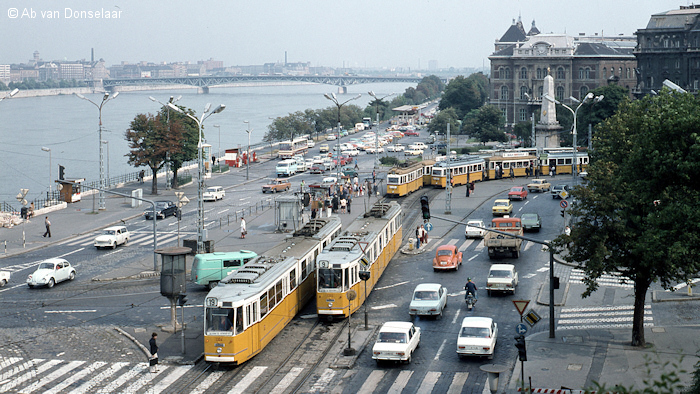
[510,187,522,192]
[467,221,482,227]
[156,202,168,208]
[413,291,439,300]
[39,262,55,270]
[103,230,116,236]
[437,250,453,257]
[206,188,218,192]
[378,332,407,343]
[460,327,491,338]
[495,201,508,207]
[521,214,537,221]
[489,270,512,278]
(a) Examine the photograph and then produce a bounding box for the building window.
[619,67,623,76]
[520,67,527,79]
[556,67,565,79]
[519,108,527,122]
[520,86,528,100]
[603,67,607,78]
[498,67,504,79]
[556,86,565,101]
[501,108,507,119]
[537,68,543,79]
[664,39,669,48]
[580,86,589,98]
[578,68,584,79]
[676,59,681,69]
[504,68,511,79]
[501,85,509,100]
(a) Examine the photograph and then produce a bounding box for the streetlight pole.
[368,91,395,170]
[41,147,51,194]
[213,124,221,172]
[75,92,119,211]
[168,102,226,254]
[101,140,110,188]
[324,93,361,183]
[149,95,182,189]
[544,92,603,186]
[244,121,252,181]
[0,88,19,102]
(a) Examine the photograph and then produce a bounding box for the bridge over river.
[101,74,447,93]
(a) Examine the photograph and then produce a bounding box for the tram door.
[249,304,260,354]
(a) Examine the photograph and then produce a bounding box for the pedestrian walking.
[311,208,317,219]
[466,183,470,197]
[148,332,159,373]
[139,170,145,184]
[42,216,51,238]
[240,217,247,239]
[300,180,305,192]
[347,195,352,214]
[415,226,421,249]
[509,167,514,181]
[340,198,347,213]
[422,226,428,245]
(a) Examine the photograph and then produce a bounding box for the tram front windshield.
[318,268,342,290]
[206,307,235,334]
[432,168,444,176]
[387,175,400,185]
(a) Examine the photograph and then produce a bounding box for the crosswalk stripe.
[151,365,192,393]
[387,370,413,394]
[123,364,169,393]
[558,304,654,330]
[416,371,441,394]
[96,363,145,393]
[191,370,226,394]
[447,372,469,394]
[474,241,485,251]
[228,366,267,394]
[561,305,651,312]
[44,361,106,394]
[311,368,336,393]
[0,359,60,392]
[358,370,386,394]
[458,239,474,251]
[21,360,85,393]
[270,367,304,394]
[0,356,22,372]
[70,361,129,394]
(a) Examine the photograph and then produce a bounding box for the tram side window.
[301,259,308,279]
[260,294,268,318]
[206,307,234,333]
[290,268,297,290]
[253,303,258,324]
[235,306,243,334]
[268,287,276,309]
[246,305,252,328]
[276,280,283,303]
[344,268,349,289]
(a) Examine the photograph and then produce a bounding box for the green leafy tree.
[428,108,459,135]
[265,111,313,142]
[156,105,199,189]
[556,89,700,347]
[462,105,506,144]
[439,73,488,119]
[125,114,168,195]
[512,121,533,147]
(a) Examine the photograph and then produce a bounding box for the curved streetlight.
[244,121,252,181]
[0,88,19,102]
[324,93,361,183]
[368,91,395,170]
[75,92,119,212]
[544,92,603,185]
[149,95,182,189]
[168,102,225,254]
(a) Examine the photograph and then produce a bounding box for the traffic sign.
[524,309,542,327]
[512,300,530,316]
[515,323,528,335]
[559,190,569,200]
[423,222,433,232]
[560,200,569,209]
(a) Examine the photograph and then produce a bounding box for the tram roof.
[433,156,485,168]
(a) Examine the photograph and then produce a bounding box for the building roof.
[527,20,540,36]
[499,19,527,43]
[644,5,700,30]
[574,42,633,56]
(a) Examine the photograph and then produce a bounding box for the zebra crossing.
[59,230,192,249]
[568,268,633,289]
[558,304,653,330]
[0,357,481,394]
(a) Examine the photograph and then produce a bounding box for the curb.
[330,324,379,369]
[92,270,160,282]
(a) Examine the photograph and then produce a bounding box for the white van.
[276,159,298,177]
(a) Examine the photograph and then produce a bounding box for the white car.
[457,317,498,359]
[346,149,360,157]
[408,142,427,150]
[387,144,405,152]
[408,283,447,318]
[306,139,315,148]
[326,134,337,141]
[321,177,338,187]
[372,321,421,364]
[0,270,10,287]
[94,225,131,249]
[486,264,519,295]
[203,186,225,201]
[404,149,423,156]
[27,258,76,289]
[465,220,486,238]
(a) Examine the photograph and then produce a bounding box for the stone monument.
[536,69,563,148]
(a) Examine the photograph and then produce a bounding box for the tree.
[439,73,488,119]
[156,105,199,189]
[427,108,459,135]
[461,105,506,144]
[512,121,533,147]
[575,84,630,147]
[557,89,700,347]
[125,114,169,195]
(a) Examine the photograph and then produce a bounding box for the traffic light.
[420,196,430,220]
[560,209,565,218]
[514,334,527,361]
[58,165,65,180]
[177,293,188,306]
[359,270,370,281]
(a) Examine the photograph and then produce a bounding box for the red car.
[508,186,528,201]
[432,245,463,271]
[404,131,419,136]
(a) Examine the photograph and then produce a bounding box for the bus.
[279,137,309,159]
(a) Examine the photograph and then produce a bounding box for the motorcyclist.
[465,278,478,303]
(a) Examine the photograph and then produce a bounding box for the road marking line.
[270,367,304,394]
[1,359,60,392]
[434,339,447,361]
[458,239,474,251]
[191,370,225,394]
[371,304,397,310]
[45,310,96,313]
[375,281,409,291]
[387,370,413,394]
[416,371,441,394]
[70,361,129,394]
[59,248,84,258]
[44,361,106,394]
[358,370,386,394]
[21,360,85,393]
[311,369,336,392]
[451,309,461,324]
[151,365,192,393]
[228,366,267,394]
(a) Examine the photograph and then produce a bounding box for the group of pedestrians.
[415,225,428,248]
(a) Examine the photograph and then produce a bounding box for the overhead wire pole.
[149,95,182,189]
[244,121,252,180]
[368,91,395,170]
[324,92,361,183]
[168,102,226,254]
[75,92,119,212]
[445,122,451,214]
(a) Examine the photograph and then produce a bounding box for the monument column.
[536,71,563,148]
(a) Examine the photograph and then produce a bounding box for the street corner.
[400,241,429,255]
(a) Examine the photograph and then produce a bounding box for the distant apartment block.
[0,65,10,85]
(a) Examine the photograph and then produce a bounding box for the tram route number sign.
[424,222,433,232]
[560,200,569,209]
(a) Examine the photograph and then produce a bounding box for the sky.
[0,0,690,70]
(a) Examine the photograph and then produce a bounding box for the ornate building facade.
[489,18,636,128]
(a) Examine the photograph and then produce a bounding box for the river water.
[0,82,413,204]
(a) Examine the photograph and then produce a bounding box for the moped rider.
[464,278,478,303]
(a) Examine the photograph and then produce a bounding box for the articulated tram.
[203,217,341,365]
[540,151,589,175]
[316,201,402,320]
[386,161,426,197]
[484,152,538,180]
[431,156,486,188]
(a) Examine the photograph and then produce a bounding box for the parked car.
[465,219,487,238]
[551,184,571,199]
[203,186,226,201]
[326,134,337,141]
[372,321,421,364]
[306,139,315,148]
[262,178,291,193]
[491,199,513,216]
[433,244,463,271]
[27,258,76,289]
[319,144,329,153]
[94,225,131,249]
[404,131,419,136]
[409,283,447,318]
[144,200,179,220]
[404,148,423,156]
[387,144,405,152]
[308,164,327,174]
[457,317,498,359]
[508,186,528,200]
[520,213,542,232]
[346,148,360,157]
[0,270,10,287]
[486,264,519,295]
[527,178,551,193]
[408,142,427,150]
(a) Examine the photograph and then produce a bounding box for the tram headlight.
[328,303,333,308]
[217,348,222,353]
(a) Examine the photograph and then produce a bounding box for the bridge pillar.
[198,86,210,94]
[338,86,347,94]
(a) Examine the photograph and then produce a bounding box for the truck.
[484,217,523,259]
[363,117,372,129]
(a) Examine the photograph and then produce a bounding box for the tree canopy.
[438,73,488,119]
[558,89,700,347]
[461,105,506,143]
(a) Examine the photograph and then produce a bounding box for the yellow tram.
[386,161,426,197]
[316,201,402,320]
[484,152,538,180]
[203,217,342,364]
[421,159,435,186]
[430,156,486,188]
[540,151,589,175]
